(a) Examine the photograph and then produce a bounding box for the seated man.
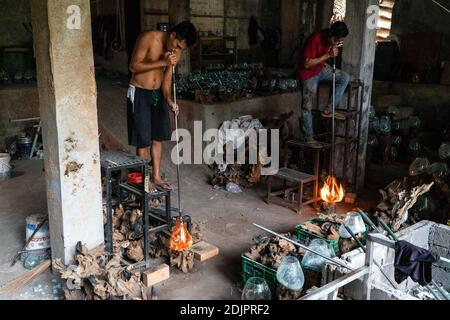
[297,21,350,143]
[128,21,198,191]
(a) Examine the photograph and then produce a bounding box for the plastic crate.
[296,218,340,256]
[296,218,370,257]
[241,254,277,295]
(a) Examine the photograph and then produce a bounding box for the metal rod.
[330,56,336,186]
[9,117,40,123]
[377,218,398,241]
[29,121,41,159]
[172,65,182,217]
[342,224,365,250]
[357,209,383,233]
[376,218,446,300]
[432,280,449,300]
[253,223,353,271]
[342,223,400,289]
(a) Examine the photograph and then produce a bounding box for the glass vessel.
[276,256,304,292]
[338,212,366,238]
[439,143,450,160]
[301,239,335,272]
[242,277,272,300]
[430,162,449,182]
[379,116,392,134]
[409,158,430,176]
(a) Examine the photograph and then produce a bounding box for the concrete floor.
[0,155,379,300]
[0,79,379,300]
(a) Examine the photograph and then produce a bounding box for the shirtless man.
[127,21,197,191]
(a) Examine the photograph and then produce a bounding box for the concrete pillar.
[168,0,191,75]
[342,0,378,190]
[31,0,104,263]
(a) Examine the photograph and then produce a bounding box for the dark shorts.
[127,85,172,148]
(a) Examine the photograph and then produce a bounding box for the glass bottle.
[242,277,272,300]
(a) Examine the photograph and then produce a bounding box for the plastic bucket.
[0,153,11,177]
[25,214,50,251]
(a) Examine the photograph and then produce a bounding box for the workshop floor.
[0,80,379,300]
[0,156,379,300]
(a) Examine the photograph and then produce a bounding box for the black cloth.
[127,87,172,148]
[394,240,439,286]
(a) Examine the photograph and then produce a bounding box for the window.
[377,0,395,41]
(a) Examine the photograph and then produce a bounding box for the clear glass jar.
[242,277,272,300]
[276,256,304,292]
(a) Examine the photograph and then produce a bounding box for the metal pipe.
[357,209,383,233]
[9,117,40,123]
[253,223,353,271]
[172,65,182,216]
[331,56,336,179]
[432,280,449,300]
[376,218,446,300]
[342,223,400,290]
[377,217,398,241]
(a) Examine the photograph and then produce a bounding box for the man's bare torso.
[130,31,168,90]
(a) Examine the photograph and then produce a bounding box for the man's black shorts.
[127,85,172,148]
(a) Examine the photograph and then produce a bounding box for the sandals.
[154,180,174,191]
[321,108,346,121]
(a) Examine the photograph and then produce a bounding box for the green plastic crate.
[296,218,370,257]
[241,254,277,295]
[296,218,340,256]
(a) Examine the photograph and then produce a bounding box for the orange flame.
[321,176,345,204]
[169,218,193,251]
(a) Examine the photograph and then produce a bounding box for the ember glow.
[169,218,193,251]
[321,176,345,204]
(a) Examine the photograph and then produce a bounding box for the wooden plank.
[275,168,315,183]
[0,260,51,294]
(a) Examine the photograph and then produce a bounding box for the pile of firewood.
[104,204,203,274]
[244,234,304,269]
[298,221,340,241]
[373,180,434,232]
[54,242,147,300]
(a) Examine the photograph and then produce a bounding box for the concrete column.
[342,0,378,190]
[31,0,104,263]
[168,0,191,75]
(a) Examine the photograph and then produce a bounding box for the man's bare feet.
[147,181,159,194]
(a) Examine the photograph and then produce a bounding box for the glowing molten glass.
[169,218,193,251]
[321,176,345,204]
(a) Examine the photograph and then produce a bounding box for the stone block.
[191,241,219,262]
[142,264,170,287]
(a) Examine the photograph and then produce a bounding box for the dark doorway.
[124,0,141,75]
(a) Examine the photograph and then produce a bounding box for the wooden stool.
[266,168,318,215]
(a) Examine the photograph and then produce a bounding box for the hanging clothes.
[394,240,439,286]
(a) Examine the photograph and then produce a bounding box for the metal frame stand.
[100,150,172,268]
[313,79,363,193]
